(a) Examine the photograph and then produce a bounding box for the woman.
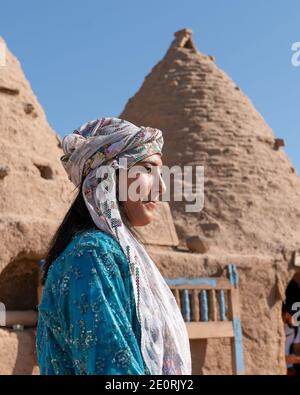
[36,117,192,375]
[283,280,300,375]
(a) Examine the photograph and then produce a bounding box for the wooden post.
[182,289,191,322]
[208,290,218,321]
[227,264,245,375]
[218,290,226,321]
[192,289,200,321]
[200,290,209,322]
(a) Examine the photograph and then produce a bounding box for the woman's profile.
[36,117,192,375]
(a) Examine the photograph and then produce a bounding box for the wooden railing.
[164,264,245,375]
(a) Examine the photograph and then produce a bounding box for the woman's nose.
[159,173,167,197]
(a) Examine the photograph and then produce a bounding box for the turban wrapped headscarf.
[61,117,191,375]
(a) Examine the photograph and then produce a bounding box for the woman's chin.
[130,212,154,226]
[124,201,157,226]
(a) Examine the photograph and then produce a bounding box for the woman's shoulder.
[62,228,123,257]
[71,228,122,251]
[46,228,127,281]
[39,229,132,324]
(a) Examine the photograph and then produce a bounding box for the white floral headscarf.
[61,117,191,375]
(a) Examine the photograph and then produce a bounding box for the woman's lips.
[142,201,157,210]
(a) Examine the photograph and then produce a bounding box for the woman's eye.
[143,165,162,176]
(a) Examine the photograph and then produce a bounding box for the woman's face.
[120,153,166,226]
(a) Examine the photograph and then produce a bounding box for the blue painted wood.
[228,264,234,285]
[233,317,245,374]
[182,289,191,322]
[164,277,217,287]
[200,290,209,321]
[39,259,46,276]
[228,264,239,287]
[219,290,226,321]
[39,258,45,269]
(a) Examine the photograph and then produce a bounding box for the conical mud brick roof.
[0,38,73,309]
[121,28,300,256]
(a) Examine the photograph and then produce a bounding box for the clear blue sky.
[2,0,300,171]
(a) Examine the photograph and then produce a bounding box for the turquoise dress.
[36,229,150,375]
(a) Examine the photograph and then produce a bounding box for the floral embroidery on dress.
[36,229,148,375]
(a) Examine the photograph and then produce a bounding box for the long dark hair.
[41,182,97,285]
[42,171,141,285]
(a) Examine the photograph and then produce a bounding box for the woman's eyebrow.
[140,160,162,167]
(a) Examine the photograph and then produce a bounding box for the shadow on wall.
[0,258,39,374]
[0,258,39,310]
[11,329,38,375]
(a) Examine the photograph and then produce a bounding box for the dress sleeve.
[57,241,146,375]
